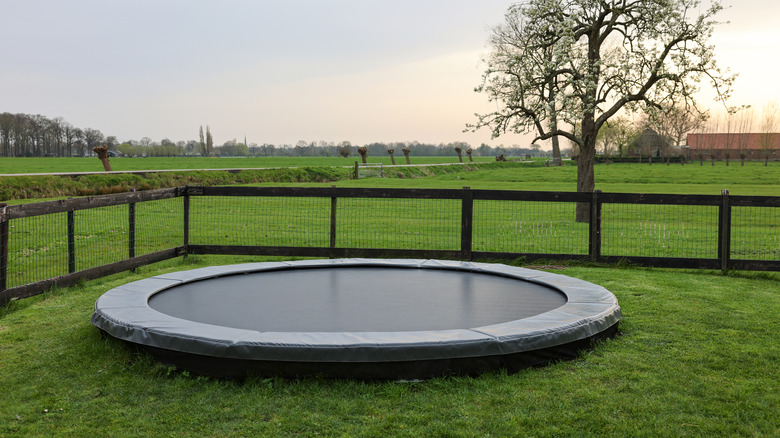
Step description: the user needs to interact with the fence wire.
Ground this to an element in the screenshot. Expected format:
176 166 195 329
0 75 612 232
6 212 69 288
73 204 128 272
473 200 588 254
2 189 779 297
601 203 719 258
731 206 779 260
336 198 460 250
189 196 331 247
135 197 183 255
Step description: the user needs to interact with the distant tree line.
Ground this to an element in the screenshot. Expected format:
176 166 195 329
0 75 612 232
241 140 538 159
0 112 111 157
0 112 543 158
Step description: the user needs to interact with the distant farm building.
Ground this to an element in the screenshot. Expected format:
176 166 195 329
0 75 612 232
686 133 780 161
629 128 672 158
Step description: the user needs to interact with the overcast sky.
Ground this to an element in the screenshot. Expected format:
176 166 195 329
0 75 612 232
3 0 779 148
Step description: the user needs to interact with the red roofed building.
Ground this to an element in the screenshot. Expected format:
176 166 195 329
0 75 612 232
686 133 780 161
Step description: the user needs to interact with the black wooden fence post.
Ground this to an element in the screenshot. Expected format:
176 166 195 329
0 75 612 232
183 186 190 256
461 187 474 260
718 189 731 272
67 208 76 274
330 185 337 255
0 203 8 292
128 189 136 260
589 190 602 261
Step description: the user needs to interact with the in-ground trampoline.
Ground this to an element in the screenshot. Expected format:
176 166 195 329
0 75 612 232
92 259 621 379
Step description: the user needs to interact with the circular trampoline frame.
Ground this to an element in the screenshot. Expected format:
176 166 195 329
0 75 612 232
92 259 621 379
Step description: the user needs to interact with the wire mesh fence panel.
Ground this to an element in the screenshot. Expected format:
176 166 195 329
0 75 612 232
135 197 184 255
731 206 779 260
336 198 460 250
73 204 129 271
189 196 330 247
601 203 719 258
4 190 780 299
472 200 589 255
6 213 69 288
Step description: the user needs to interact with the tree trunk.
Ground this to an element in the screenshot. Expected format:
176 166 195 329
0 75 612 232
575 141 596 223
551 135 561 165
388 150 396 165
548 81 562 166
93 146 112 171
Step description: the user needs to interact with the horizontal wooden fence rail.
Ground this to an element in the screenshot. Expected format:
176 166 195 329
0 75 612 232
1 186 778 306
0 188 186 305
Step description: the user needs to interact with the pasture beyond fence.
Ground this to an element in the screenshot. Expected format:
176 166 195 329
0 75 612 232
1 186 778 305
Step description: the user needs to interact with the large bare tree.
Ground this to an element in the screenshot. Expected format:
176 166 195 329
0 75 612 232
83 128 105 155
704 114 722 166
734 106 754 166
758 102 779 166
470 0 733 221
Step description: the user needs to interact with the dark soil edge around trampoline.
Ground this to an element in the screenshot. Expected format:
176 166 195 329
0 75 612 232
127 323 620 381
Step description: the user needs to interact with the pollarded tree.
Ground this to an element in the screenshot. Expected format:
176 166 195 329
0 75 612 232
401 147 411 164
470 0 733 221
357 146 368 163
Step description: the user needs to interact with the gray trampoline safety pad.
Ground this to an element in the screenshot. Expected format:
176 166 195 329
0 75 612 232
92 259 621 366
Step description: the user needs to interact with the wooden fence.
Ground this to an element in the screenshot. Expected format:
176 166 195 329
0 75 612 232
1 186 778 305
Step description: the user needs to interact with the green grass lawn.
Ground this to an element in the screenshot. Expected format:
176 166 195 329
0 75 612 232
1 159 777 201
0 156 495 174
1 256 777 436
1 159 778 435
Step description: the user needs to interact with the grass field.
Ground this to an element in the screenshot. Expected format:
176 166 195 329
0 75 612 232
0 156 495 174
1 256 777 436
1 159 779 436
2 161 778 287
301 160 780 196
1 158 777 201
5 183 777 290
